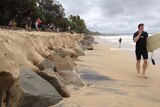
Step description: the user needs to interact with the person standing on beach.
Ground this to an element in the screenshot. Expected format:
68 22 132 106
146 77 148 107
133 23 148 78
118 37 122 48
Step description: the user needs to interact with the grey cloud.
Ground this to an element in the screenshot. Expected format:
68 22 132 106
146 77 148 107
58 0 160 33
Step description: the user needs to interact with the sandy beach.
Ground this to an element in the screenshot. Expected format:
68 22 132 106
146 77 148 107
54 37 160 107
1 1 160 107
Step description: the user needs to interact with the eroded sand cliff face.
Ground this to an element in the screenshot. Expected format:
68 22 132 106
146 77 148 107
0 29 84 77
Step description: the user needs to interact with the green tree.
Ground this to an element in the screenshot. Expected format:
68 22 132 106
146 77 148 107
0 0 65 28
0 0 89 33
37 0 65 25
0 0 39 27
0 0 12 25
69 15 87 34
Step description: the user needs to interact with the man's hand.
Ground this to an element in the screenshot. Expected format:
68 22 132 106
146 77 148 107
138 30 143 36
134 30 142 42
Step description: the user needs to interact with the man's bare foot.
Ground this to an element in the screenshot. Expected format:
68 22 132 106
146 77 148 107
142 74 148 79
137 73 142 77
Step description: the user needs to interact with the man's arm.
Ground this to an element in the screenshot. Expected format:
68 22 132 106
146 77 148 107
133 34 141 42
133 31 142 43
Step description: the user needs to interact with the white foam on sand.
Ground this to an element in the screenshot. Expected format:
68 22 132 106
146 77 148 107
110 48 134 51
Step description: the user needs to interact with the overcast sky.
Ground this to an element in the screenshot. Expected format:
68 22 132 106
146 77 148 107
58 0 160 33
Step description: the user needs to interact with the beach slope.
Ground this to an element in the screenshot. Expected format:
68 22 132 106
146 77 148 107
54 37 160 107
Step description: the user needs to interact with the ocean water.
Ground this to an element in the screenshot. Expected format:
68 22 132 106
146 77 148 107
100 35 160 66
100 35 135 51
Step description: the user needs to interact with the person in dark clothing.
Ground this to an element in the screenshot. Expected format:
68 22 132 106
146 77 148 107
133 23 148 78
118 37 122 48
25 17 32 30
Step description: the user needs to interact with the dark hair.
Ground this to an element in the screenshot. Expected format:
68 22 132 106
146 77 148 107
138 23 144 28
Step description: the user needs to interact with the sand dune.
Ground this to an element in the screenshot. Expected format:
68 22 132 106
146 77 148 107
0 29 84 77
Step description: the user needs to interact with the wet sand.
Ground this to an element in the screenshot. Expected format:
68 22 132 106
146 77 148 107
53 37 160 107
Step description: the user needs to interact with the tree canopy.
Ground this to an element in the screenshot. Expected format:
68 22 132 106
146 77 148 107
0 0 94 34
69 15 87 34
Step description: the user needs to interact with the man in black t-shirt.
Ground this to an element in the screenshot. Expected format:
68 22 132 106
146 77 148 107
133 23 148 78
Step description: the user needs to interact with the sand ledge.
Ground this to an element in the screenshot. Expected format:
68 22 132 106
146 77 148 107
0 29 84 77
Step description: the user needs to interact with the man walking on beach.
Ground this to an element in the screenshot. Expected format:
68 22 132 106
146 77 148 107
133 23 148 78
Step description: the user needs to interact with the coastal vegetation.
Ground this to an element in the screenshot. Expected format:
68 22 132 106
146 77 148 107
0 0 87 33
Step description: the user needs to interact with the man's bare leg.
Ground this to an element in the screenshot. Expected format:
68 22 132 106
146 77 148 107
136 60 141 77
142 59 148 78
